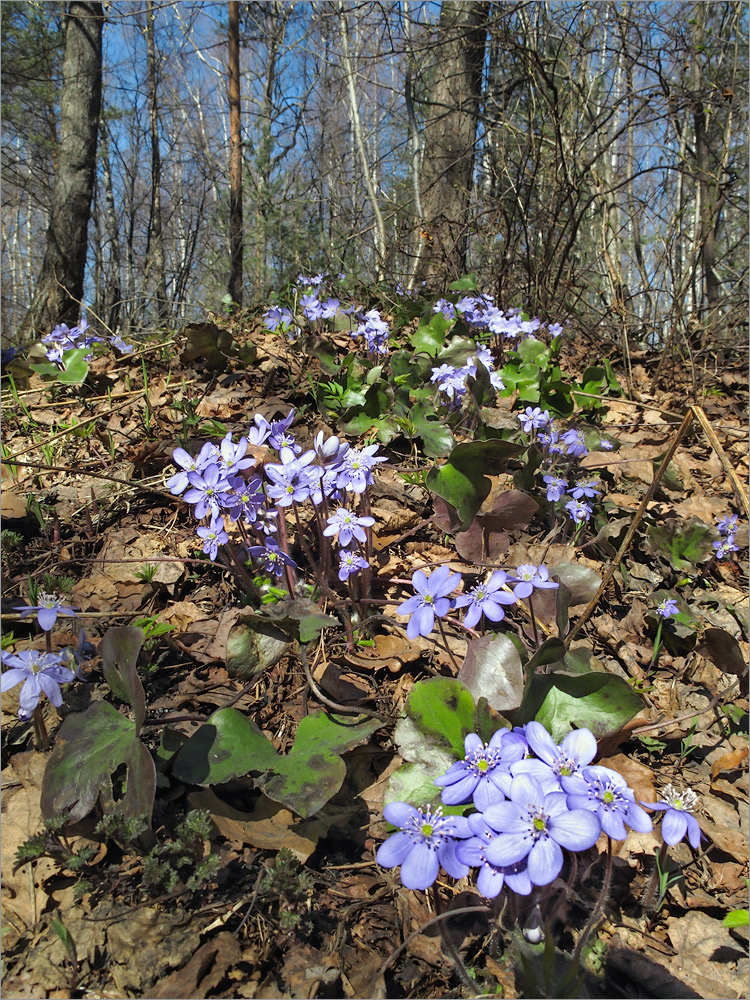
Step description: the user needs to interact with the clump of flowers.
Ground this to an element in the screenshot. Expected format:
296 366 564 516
167 409 384 609
713 513 742 560
41 318 133 365
377 722 654 895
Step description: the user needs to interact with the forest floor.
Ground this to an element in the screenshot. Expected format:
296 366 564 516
1 316 748 1000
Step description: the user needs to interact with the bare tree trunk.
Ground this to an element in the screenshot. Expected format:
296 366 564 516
337 0 387 280
20 2 103 338
690 8 720 317
99 119 122 332
145 0 168 324
416 0 489 288
227 0 243 306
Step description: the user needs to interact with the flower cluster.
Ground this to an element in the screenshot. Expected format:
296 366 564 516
168 409 384 585
431 296 563 343
713 513 741 560
377 722 658 894
352 308 390 354
430 346 505 408
41 318 133 365
397 563 557 637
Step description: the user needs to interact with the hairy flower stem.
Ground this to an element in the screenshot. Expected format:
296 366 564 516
223 537 262 602
292 501 332 600
45 631 53 654
358 489 373 612
436 617 461 673
573 836 613 966
641 840 670 912
275 506 296 597
32 706 50 751
431 886 477 992
527 595 541 649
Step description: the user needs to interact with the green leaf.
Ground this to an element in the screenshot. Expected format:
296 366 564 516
264 711 381 818
405 677 478 759
384 760 445 812
55 349 90 385
172 708 379 819
448 274 477 291
646 520 715 572
225 617 293 681
530 672 645 742
517 338 548 365
98 627 146 735
410 400 455 457
426 440 524 531
41 701 156 825
172 708 280 785
723 909 749 928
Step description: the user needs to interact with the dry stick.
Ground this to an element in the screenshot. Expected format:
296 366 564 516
690 404 749 516
1 458 171 498
2 393 145 463
564 409 695 649
300 641 390 722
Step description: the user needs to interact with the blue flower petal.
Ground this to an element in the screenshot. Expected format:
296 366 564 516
384 801 417 828
376 831 413 868
401 841 439 889
662 808 688 845
477 864 505 898
527 836 563 886
485 832 530 868
550 808 600 850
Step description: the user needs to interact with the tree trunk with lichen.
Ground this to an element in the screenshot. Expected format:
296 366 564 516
20 2 103 339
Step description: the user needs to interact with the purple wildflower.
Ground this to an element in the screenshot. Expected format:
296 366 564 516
656 598 679 618
247 538 297 578
324 508 375 547
184 464 229 519
518 407 552 434
397 565 462 639
510 564 559 600
435 729 525 811
565 499 593 524
376 802 471 890
166 447 201 495
336 444 387 494
453 571 516 629
1 649 76 719
717 514 739 537
562 765 653 840
483 774 601 886
338 550 368 581
643 784 703 848
569 477 601 500
15 592 78 632
456 816 533 898
523 722 597 789
197 516 229 559
713 536 739 559
543 475 568 503
561 429 588 458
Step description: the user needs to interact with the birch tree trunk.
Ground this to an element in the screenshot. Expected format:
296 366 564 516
227 0 243 306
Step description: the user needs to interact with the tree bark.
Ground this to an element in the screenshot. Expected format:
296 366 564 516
145 0 168 323
227 0 243 306
20 1 103 338
416 0 489 288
